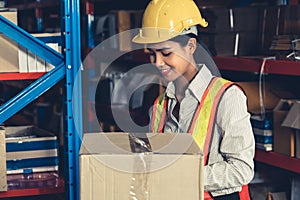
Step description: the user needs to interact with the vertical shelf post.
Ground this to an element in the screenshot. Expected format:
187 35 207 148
62 0 82 200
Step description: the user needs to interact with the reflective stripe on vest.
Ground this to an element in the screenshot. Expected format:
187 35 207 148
151 93 167 133
188 77 232 162
151 77 250 200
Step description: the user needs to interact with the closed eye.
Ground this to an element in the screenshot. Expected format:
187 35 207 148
146 48 172 57
161 51 172 57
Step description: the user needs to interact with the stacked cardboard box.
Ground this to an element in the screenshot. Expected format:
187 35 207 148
282 101 300 159
273 99 296 156
5 126 59 174
0 8 19 73
251 115 273 151
237 81 283 115
0 9 61 73
18 32 61 72
0 127 7 191
269 35 298 51
237 81 296 151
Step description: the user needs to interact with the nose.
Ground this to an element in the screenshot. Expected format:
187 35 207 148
154 53 165 68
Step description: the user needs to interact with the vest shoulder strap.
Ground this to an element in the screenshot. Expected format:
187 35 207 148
151 93 167 132
190 77 235 158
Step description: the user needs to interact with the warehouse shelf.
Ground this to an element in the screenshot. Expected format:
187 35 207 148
214 56 300 76
0 72 45 81
0 0 82 199
255 149 300 174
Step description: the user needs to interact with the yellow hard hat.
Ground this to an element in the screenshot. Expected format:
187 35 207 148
132 0 208 44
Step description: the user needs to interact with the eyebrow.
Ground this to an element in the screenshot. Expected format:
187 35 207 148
146 47 171 52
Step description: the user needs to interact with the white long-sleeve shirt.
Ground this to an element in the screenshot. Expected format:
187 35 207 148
162 64 255 197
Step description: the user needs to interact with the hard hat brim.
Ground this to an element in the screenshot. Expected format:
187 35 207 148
132 27 181 44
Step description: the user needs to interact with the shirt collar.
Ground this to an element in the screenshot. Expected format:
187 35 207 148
165 81 176 99
165 64 214 102
189 64 213 102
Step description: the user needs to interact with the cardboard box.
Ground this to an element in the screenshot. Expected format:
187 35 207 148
273 99 296 156
0 127 7 191
5 126 59 174
236 82 281 115
18 32 61 72
282 101 300 158
236 81 296 115
0 9 19 73
80 132 204 200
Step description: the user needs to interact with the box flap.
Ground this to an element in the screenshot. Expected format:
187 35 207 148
80 132 132 155
273 99 295 111
282 101 300 129
147 133 201 154
5 125 55 140
80 132 202 155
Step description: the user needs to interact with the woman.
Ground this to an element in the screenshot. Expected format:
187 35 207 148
132 0 255 199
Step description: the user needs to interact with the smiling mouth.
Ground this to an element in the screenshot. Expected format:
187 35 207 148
160 67 171 76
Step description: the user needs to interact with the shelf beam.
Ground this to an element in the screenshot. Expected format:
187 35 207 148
214 56 300 76
0 63 65 124
0 73 45 81
255 149 300 174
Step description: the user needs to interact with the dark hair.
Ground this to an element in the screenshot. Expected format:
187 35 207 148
169 31 221 77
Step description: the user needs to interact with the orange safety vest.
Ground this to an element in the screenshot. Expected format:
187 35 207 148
151 77 250 200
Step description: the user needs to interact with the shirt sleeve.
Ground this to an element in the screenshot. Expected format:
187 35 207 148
204 85 255 194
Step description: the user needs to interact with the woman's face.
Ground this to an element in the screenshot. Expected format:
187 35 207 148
146 38 197 82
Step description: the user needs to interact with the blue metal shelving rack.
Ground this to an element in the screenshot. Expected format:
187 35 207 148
0 0 82 200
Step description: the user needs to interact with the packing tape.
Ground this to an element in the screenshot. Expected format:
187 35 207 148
129 153 152 200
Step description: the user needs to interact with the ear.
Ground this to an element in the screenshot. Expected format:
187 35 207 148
187 38 197 55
